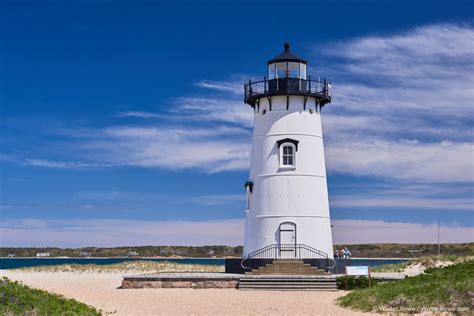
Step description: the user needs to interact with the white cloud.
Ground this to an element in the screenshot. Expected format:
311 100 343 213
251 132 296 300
190 194 245 206
116 111 166 119
170 97 253 128
24 159 110 169
195 80 243 95
19 24 474 184
326 139 474 182
81 125 250 172
316 24 474 182
1 218 471 247
0 219 245 247
332 219 473 244
330 182 473 211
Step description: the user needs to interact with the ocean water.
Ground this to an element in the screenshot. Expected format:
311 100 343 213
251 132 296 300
0 257 407 270
0 258 225 269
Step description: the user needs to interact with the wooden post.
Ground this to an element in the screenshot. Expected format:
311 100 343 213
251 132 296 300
345 266 348 291
368 266 371 288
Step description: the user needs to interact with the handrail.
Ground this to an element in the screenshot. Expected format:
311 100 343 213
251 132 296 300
241 243 336 272
244 76 332 107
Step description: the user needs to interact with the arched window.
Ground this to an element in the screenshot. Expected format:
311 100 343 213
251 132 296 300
280 143 296 168
282 145 295 166
277 138 299 169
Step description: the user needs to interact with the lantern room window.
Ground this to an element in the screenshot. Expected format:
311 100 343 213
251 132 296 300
268 61 307 79
267 43 307 80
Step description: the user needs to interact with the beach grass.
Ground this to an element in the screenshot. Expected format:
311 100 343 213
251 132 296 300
0 277 100 315
15 260 225 273
371 254 473 273
338 260 474 313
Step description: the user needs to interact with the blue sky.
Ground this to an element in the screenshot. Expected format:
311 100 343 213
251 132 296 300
1 0 473 246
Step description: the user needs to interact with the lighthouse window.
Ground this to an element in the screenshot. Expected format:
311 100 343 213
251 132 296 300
268 63 276 79
299 64 307 79
288 62 299 78
276 62 287 78
281 144 296 167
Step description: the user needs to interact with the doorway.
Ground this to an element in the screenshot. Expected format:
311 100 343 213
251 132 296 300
278 222 297 258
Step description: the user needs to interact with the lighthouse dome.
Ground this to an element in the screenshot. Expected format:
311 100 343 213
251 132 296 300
267 43 307 80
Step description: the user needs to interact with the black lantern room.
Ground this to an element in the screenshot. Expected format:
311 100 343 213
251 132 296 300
244 43 332 110
267 42 307 80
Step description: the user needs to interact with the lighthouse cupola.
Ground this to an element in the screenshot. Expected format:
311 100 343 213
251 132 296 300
242 43 335 265
267 42 307 80
244 42 331 111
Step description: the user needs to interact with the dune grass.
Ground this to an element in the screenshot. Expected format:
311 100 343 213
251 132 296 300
16 260 225 273
0 277 100 315
371 255 473 273
338 260 474 313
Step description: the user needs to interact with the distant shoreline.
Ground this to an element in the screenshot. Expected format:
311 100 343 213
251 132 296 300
0 257 412 260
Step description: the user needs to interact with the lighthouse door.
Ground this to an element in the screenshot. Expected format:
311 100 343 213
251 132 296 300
278 222 297 259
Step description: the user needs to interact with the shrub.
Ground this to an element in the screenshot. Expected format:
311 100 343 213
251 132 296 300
337 260 474 313
0 277 100 315
336 275 377 290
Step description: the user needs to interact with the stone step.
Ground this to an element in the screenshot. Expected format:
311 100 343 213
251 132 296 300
246 260 329 276
238 281 338 291
240 278 336 282
238 282 336 286
238 287 338 291
251 269 326 275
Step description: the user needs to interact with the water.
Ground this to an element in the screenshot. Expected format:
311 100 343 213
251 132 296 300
349 258 409 267
0 257 407 270
0 258 225 270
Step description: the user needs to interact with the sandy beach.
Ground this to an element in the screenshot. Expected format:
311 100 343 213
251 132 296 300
0 270 369 315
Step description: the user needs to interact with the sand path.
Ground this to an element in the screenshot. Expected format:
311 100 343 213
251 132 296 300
1 270 371 315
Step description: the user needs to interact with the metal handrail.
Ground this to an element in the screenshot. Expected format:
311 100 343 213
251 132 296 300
241 243 336 271
244 77 330 94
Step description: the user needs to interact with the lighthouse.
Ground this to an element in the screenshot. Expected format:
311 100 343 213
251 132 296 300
243 43 333 261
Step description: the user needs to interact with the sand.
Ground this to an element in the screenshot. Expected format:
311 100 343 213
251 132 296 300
0 270 370 315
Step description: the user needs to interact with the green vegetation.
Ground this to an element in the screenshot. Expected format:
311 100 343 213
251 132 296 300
1 243 472 258
336 276 377 290
0 277 100 315
17 260 224 273
338 261 474 313
371 261 410 273
0 245 243 258
371 255 473 272
334 242 474 258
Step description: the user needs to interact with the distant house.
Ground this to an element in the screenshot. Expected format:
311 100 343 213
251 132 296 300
127 251 139 257
7 253 15 258
80 252 91 257
36 252 50 257
207 250 215 256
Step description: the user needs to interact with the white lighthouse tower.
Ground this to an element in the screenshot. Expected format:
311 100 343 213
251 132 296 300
243 43 333 261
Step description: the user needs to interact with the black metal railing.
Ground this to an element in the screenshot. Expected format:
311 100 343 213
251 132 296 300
241 243 336 272
244 76 332 106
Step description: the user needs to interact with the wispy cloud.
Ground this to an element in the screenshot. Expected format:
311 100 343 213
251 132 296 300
81 125 250 172
195 80 243 95
116 111 166 119
1 218 471 247
24 159 110 169
190 194 245 206
332 219 473 244
330 182 473 211
326 140 473 183
317 24 474 183
12 24 474 184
